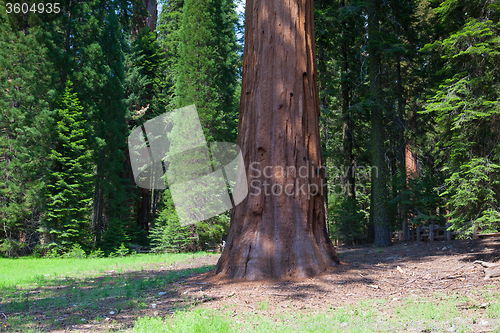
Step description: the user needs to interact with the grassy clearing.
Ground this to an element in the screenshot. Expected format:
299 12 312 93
0 252 217 332
131 289 500 333
0 252 214 288
2 252 499 332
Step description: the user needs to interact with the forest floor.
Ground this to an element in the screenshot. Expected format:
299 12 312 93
2 238 500 332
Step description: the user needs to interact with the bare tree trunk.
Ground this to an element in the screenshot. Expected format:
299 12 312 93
368 0 391 247
143 0 157 31
396 57 409 240
215 0 339 280
92 156 105 243
341 0 354 202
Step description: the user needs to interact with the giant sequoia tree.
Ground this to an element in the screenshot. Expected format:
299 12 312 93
215 0 339 280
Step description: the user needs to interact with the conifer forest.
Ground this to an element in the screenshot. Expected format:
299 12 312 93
1 0 499 258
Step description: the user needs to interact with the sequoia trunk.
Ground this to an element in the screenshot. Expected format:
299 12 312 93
215 0 339 280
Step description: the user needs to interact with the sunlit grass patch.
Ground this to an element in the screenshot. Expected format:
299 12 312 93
0 252 215 288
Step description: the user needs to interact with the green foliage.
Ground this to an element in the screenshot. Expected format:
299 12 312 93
0 0 54 255
45 248 61 259
127 28 168 120
41 80 93 250
62 244 87 259
196 213 230 251
422 13 500 235
329 196 366 244
176 0 239 142
442 158 500 236
0 238 26 258
0 0 242 257
88 248 105 258
110 243 131 257
403 167 445 226
150 190 229 253
150 190 196 253
100 218 132 255
157 0 185 110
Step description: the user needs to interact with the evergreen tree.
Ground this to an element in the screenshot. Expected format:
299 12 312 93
422 1 500 236
157 0 185 109
315 0 370 244
92 8 133 247
0 1 54 255
41 81 93 250
149 189 196 253
176 0 239 142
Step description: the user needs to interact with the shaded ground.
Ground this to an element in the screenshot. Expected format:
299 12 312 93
1 238 499 332
180 238 500 324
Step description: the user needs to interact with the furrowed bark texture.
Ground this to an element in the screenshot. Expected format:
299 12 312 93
215 0 339 280
368 0 391 247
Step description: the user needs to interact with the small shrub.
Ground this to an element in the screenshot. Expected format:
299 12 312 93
88 248 105 258
0 238 21 257
110 243 130 257
63 244 87 258
45 247 61 259
32 244 50 258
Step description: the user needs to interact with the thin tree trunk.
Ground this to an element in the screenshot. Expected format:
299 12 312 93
341 0 354 202
216 0 339 280
143 0 157 31
92 156 105 243
396 57 409 240
368 0 391 247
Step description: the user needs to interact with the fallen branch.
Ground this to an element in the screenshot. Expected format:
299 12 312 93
473 261 500 280
440 274 465 280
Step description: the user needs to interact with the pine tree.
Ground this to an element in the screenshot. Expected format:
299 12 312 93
157 0 185 109
93 9 132 247
315 0 369 244
422 1 500 236
176 0 239 142
149 189 196 253
0 1 53 255
41 81 93 250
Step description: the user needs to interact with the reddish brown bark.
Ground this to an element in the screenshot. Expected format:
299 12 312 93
215 0 339 280
405 140 417 181
134 0 157 33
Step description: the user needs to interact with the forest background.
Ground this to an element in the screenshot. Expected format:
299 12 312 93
0 0 499 257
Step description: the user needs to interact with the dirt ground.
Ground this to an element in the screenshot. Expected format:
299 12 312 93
24 237 500 332
181 237 500 312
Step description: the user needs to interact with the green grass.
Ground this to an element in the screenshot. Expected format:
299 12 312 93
0 252 214 288
131 291 500 333
134 309 234 333
2 252 499 333
0 252 218 332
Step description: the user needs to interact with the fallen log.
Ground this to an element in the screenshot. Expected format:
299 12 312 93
473 261 500 280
